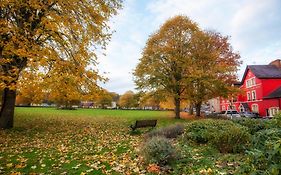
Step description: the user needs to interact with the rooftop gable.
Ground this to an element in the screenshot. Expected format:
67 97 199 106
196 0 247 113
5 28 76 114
241 64 281 84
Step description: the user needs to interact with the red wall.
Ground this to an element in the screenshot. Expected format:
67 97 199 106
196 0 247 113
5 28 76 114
261 79 281 97
220 68 281 117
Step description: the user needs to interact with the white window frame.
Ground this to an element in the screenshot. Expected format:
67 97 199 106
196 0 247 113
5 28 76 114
252 90 256 101
269 107 279 117
246 78 256 88
247 92 251 101
239 104 245 112
252 104 259 113
251 78 256 86
246 80 250 88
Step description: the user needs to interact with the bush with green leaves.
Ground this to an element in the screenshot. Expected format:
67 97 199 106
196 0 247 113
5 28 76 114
238 137 281 174
141 136 178 165
211 124 251 153
184 119 251 153
268 113 281 128
145 124 185 139
253 128 281 149
233 118 268 134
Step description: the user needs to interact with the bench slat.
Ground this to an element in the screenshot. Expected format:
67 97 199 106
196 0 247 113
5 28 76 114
131 119 157 131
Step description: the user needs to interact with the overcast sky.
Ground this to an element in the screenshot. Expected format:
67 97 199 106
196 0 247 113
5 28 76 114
97 0 281 94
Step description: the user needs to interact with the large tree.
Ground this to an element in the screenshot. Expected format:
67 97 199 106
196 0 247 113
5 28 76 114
186 31 241 116
0 0 122 129
134 16 198 119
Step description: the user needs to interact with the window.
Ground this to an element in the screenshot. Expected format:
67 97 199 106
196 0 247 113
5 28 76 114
252 104 259 113
246 78 256 88
246 80 251 88
269 107 279 117
239 105 245 112
252 92 255 100
251 78 256 86
247 92 251 101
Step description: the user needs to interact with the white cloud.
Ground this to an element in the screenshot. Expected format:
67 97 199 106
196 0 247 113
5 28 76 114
147 0 281 79
96 0 281 94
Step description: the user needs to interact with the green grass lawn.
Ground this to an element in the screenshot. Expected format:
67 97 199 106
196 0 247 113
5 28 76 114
0 107 248 175
0 107 182 175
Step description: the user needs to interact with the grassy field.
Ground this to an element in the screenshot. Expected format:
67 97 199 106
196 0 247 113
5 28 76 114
0 107 257 175
0 107 183 175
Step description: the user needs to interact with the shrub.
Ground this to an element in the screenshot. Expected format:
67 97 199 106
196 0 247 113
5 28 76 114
184 120 216 144
145 124 185 139
238 136 281 174
141 136 178 165
210 124 251 153
233 118 267 134
184 119 251 153
252 128 281 150
268 113 281 128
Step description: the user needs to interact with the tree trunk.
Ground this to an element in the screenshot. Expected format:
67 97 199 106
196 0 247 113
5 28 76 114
0 88 16 129
189 104 194 115
195 102 201 117
174 97 181 119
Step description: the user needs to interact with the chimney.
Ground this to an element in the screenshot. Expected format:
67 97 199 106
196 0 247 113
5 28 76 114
269 59 281 68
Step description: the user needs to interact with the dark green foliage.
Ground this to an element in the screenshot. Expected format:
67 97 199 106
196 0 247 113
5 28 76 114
237 120 281 175
145 124 185 139
211 124 251 153
233 118 268 134
238 138 281 175
184 119 216 144
268 113 281 128
184 119 251 153
253 128 281 149
141 136 178 165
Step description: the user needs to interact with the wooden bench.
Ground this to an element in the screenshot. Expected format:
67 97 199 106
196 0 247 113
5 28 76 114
130 119 157 131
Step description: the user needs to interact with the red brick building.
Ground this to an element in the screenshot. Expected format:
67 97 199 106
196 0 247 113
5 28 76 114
220 59 281 117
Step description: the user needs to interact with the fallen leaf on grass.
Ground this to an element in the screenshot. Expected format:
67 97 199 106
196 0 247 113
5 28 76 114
10 172 21 175
6 163 13 168
15 163 26 168
147 164 160 173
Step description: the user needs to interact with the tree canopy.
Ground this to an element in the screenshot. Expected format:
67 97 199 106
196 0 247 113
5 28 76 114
134 16 199 119
134 15 241 118
0 0 122 128
186 31 241 116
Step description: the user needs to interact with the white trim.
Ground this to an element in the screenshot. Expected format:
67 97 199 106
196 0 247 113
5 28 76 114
246 77 256 88
252 90 256 101
269 107 279 117
239 104 245 112
252 104 259 113
247 92 251 101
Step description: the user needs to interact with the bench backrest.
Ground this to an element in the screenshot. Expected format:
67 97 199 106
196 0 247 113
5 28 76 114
135 120 157 128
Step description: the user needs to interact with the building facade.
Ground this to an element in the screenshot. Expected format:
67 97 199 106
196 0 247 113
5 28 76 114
220 59 281 117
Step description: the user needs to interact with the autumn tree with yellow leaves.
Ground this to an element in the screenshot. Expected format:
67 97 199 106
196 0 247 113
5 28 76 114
0 0 122 129
134 16 198 119
118 91 139 109
186 31 241 116
134 15 241 118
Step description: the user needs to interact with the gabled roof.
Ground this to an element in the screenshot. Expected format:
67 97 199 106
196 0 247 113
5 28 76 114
264 86 281 99
248 65 281 78
241 65 281 84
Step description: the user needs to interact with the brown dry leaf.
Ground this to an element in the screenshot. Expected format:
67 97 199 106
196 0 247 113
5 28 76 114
147 164 160 173
10 172 21 175
15 163 26 169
